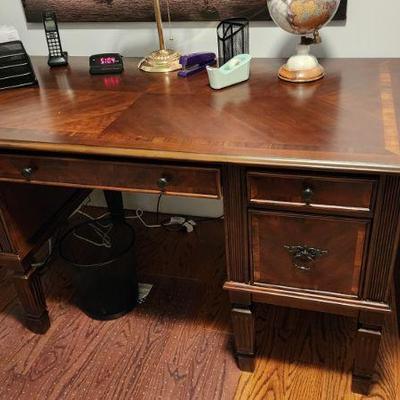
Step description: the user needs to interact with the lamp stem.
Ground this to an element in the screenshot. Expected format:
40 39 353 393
138 0 180 72
153 0 166 51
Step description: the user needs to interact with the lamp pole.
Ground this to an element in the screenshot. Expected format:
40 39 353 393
154 0 166 51
138 0 181 72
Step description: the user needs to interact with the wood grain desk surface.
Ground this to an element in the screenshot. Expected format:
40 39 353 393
0 57 399 173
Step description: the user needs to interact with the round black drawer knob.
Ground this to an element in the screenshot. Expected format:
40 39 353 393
21 167 34 179
157 177 169 190
302 187 314 204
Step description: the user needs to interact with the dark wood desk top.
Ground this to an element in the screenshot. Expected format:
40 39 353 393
0 57 399 173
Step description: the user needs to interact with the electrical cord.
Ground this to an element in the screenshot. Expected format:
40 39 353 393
160 217 187 232
166 0 174 42
59 218 135 268
63 192 224 250
156 192 163 224
33 192 221 267
67 194 164 249
32 224 67 274
73 221 113 248
31 238 53 270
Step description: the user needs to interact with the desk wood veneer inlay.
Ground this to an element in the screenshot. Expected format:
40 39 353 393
0 58 400 395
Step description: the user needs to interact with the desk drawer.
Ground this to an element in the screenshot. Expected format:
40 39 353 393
0 154 221 199
250 210 369 296
248 172 376 214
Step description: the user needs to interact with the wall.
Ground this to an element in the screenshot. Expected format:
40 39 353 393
2 0 400 58
1 0 399 216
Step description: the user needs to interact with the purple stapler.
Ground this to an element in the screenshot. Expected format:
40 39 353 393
178 52 216 77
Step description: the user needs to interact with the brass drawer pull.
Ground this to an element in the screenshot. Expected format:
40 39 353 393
284 245 328 271
302 186 314 204
21 167 34 179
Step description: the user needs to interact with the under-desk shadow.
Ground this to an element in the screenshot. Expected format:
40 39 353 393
1 212 395 383
0 211 231 335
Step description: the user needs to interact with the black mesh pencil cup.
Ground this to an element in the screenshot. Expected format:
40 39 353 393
217 18 249 66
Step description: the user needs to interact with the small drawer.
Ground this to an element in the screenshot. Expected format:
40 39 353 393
247 172 376 214
0 154 221 199
250 210 369 296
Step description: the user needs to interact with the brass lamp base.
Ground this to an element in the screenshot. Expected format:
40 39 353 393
278 64 325 83
139 49 181 73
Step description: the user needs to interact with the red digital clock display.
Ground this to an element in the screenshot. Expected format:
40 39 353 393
100 56 117 65
90 54 123 75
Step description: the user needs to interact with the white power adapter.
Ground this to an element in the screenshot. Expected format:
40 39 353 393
166 216 197 233
169 216 186 225
183 220 196 233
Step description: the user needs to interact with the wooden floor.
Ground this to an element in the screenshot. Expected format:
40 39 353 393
0 213 399 400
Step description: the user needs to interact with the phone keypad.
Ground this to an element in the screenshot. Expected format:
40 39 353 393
46 33 62 56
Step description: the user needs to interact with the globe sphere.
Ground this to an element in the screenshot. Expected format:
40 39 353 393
266 0 341 35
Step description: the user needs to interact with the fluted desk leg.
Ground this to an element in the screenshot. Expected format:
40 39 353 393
12 265 50 334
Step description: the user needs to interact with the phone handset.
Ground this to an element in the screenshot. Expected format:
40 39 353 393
42 11 68 67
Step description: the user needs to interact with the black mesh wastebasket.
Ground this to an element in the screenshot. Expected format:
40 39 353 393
59 218 138 320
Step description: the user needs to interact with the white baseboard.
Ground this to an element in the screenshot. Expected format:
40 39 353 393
89 190 223 218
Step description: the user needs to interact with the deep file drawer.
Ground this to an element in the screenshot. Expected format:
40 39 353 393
0 154 222 199
249 210 370 296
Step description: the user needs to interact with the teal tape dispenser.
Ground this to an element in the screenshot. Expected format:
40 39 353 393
206 54 252 90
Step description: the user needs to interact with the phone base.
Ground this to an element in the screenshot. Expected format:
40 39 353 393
48 52 68 68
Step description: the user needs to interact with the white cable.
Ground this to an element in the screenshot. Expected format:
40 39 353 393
126 209 161 228
69 192 199 251
166 0 174 42
71 208 163 250
69 197 91 219
73 220 113 248
77 209 110 222
73 230 111 248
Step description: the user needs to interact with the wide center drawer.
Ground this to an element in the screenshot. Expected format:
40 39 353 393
0 154 221 199
250 210 370 296
248 171 376 214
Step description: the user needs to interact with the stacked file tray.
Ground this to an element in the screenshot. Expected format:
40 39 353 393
0 41 37 90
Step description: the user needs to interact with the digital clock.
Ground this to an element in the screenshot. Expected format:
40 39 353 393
89 53 124 75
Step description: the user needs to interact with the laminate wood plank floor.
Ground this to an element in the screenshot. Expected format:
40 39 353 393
0 211 399 400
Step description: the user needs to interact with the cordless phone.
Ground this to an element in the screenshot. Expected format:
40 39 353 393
42 11 68 67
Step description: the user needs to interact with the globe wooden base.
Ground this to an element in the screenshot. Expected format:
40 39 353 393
278 64 325 83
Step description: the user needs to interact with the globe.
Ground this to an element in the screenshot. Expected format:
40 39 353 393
267 0 341 35
266 0 342 83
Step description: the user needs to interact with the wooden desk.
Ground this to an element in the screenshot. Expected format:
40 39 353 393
1 57 399 395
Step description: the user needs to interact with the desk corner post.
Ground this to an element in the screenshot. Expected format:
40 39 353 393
352 175 400 394
222 164 249 284
12 264 50 334
352 311 385 394
230 291 255 372
222 165 255 371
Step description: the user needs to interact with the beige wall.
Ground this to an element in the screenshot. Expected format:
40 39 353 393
2 0 400 58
